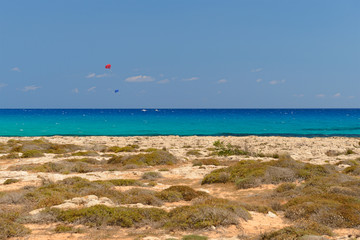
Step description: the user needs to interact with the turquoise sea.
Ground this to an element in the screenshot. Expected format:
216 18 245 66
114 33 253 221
0 109 360 137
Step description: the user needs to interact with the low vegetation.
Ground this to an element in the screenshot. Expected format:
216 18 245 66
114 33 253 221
50 205 167 227
192 158 220 166
165 197 250 229
7 139 81 155
260 221 332 239
211 140 249 156
3 179 20 185
107 150 178 166
142 171 162 180
202 156 334 189
0 218 30 240
107 145 139 153
9 161 100 174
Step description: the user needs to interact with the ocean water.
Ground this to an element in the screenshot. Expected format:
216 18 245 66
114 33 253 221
0 109 359 137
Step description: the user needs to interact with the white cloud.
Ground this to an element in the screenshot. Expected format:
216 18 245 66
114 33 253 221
72 88 79 93
86 73 108 79
182 77 199 81
251 68 263 73
316 94 325 98
348 96 355 99
333 93 341 97
86 73 96 78
23 85 40 92
269 79 286 85
125 75 154 82
87 86 96 92
11 67 21 72
95 73 108 78
0 83 8 88
157 79 169 84
256 78 263 83
293 94 304 97
217 79 227 84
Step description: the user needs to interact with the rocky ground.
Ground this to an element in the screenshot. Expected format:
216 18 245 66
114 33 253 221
1 136 360 240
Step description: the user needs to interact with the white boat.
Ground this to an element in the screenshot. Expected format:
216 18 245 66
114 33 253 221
141 109 147 112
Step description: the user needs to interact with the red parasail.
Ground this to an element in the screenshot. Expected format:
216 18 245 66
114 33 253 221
105 64 111 69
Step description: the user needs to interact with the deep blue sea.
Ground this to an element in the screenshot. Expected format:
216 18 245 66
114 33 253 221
0 109 360 137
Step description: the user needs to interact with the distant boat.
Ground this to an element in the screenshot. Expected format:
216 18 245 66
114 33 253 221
155 109 159 112
141 109 147 112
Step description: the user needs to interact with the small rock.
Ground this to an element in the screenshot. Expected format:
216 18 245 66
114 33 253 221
266 211 277 218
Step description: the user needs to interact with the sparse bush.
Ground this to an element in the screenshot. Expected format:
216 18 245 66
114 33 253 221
142 171 162 180
165 197 250 229
96 179 143 186
260 221 332 239
182 235 208 240
159 168 170 171
343 165 360 175
193 158 220 166
275 183 296 193
157 186 208 202
120 188 163 206
65 158 100 164
52 205 167 227
211 140 249 156
107 145 138 153
281 174 360 228
0 218 30 239
346 149 355 155
54 224 74 233
3 179 20 185
71 151 99 157
0 152 20 159
108 150 178 166
186 150 202 156
202 158 334 189
10 161 98 174
21 150 44 158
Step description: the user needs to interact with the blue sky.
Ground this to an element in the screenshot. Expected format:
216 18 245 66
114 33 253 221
0 0 359 108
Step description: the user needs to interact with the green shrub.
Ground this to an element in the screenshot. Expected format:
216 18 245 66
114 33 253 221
120 188 163 206
71 151 99 156
10 161 97 174
260 221 332 239
21 177 122 208
275 183 297 193
54 224 74 233
157 186 208 202
211 140 249 156
65 158 100 164
0 152 20 159
165 198 250 229
346 149 355 155
21 150 44 158
108 150 178 166
202 158 334 189
186 150 202 156
0 218 30 239
142 171 162 180
107 145 138 153
182 235 208 240
3 179 20 185
96 179 143 186
52 205 167 227
192 158 220 166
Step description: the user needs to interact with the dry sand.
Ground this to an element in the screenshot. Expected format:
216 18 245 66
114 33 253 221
1 136 360 240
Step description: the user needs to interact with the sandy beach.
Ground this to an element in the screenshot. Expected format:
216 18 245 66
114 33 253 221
1 136 360 240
